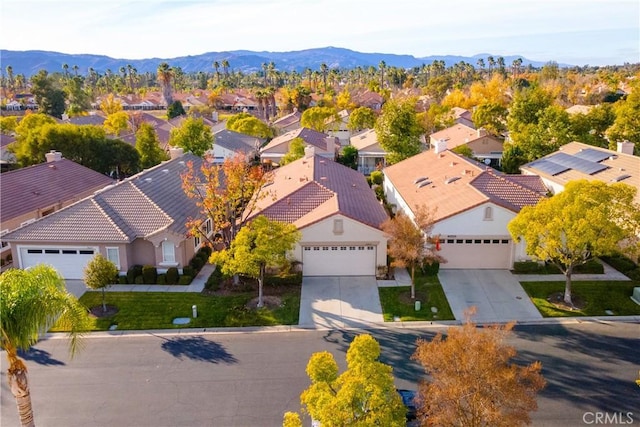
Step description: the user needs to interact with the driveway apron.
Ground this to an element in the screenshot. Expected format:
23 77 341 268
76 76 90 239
438 269 543 323
299 276 383 329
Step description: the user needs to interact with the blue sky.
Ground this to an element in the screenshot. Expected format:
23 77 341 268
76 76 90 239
1 0 638 66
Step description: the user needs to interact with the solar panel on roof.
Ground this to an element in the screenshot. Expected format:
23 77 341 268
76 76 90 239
573 148 612 163
612 174 631 182
546 152 608 175
529 159 570 176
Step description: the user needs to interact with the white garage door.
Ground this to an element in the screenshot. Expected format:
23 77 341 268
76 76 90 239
438 238 512 269
302 244 376 276
20 247 97 279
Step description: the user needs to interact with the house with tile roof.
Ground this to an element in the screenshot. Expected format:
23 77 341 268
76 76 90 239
429 124 504 167
520 141 640 204
450 107 475 128
260 127 339 166
384 148 547 269
3 149 213 279
325 109 351 146
248 150 389 276
349 129 387 175
1 151 115 269
208 129 262 163
272 110 302 134
0 134 17 167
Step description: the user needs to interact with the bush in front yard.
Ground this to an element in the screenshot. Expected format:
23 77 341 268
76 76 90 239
127 265 143 284
118 275 127 285
513 261 544 274
420 261 440 276
183 265 195 278
574 259 604 274
205 268 223 291
166 267 179 285
190 256 204 271
179 275 193 285
142 265 158 284
134 275 144 285
157 274 166 285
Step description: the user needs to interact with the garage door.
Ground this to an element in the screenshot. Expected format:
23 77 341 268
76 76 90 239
20 247 97 279
438 238 512 269
302 244 376 276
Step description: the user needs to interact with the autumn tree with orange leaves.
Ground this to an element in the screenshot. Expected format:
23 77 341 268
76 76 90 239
181 153 270 250
381 205 444 299
412 310 546 426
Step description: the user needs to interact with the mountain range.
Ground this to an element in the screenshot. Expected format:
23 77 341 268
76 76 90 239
0 46 558 76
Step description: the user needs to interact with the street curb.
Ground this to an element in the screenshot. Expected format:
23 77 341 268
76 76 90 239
43 315 640 339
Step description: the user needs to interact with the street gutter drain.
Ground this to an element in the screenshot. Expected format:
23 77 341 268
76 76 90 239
172 317 191 325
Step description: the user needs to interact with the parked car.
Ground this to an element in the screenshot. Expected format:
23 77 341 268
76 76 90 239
397 389 418 420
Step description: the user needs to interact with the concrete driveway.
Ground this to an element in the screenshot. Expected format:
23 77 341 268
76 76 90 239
299 276 383 329
438 269 543 323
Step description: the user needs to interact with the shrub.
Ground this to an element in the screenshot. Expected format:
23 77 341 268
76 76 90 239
205 268 223 291
421 261 440 276
134 275 144 284
142 265 158 284
182 265 195 278
574 259 604 274
190 256 204 271
370 170 384 185
157 274 166 285
513 261 545 274
365 175 373 187
166 267 179 285
374 185 384 201
127 265 143 284
198 246 213 257
179 275 193 285
265 272 302 286
601 254 637 273
118 275 128 285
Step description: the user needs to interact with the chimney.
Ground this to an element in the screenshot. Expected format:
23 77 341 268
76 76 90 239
616 141 634 155
45 150 62 163
169 146 185 160
477 128 487 137
304 145 315 158
434 139 447 154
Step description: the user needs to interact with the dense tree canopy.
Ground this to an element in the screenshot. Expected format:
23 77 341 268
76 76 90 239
30 70 67 118
374 98 423 164
168 117 214 156
136 123 168 169
84 254 118 313
210 215 300 308
280 137 306 165
508 180 640 305
412 314 546 426
347 106 376 131
287 334 406 426
300 106 338 132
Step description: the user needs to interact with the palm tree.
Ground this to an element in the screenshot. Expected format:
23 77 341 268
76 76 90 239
1 265 90 427
221 59 230 79
378 60 386 89
72 65 79 76
212 61 220 84
512 58 523 79
320 63 328 93
487 56 495 73
261 62 268 87
157 62 174 106
5 65 14 93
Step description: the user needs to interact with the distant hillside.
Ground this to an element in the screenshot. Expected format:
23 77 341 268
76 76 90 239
0 46 558 76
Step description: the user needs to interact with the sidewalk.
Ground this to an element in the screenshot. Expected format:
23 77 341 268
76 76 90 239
65 264 215 298
513 261 631 282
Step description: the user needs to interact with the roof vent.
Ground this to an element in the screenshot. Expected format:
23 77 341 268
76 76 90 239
462 169 473 176
417 180 432 188
449 162 457 167
320 176 327 180
445 176 460 184
612 174 631 182
145 178 152 182
413 177 428 184
162 169 169 173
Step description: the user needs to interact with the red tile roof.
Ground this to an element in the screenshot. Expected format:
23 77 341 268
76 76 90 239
1 159 114 223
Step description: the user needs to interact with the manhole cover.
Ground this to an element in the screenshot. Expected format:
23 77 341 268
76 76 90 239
172 317 191 325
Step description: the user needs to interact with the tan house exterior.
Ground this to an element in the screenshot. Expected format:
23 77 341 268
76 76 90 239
1 152 114 269
349 129 387 175
3 151 212 279
248 153 389 276
429 124 504 166
384 148 547 269
260 127 339 165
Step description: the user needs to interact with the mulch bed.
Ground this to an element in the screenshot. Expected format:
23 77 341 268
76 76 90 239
398 290 428 305
202 276 300 310
547 292 587 311
89 305 119 318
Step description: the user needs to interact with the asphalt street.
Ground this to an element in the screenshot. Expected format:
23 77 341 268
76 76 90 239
1 322 639 427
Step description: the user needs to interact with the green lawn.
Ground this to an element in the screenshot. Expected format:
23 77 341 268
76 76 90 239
520 281 640 317
53 290 300 332
379 274 454 321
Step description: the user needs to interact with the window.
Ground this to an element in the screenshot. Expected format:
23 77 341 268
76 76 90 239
465 239 473 244
194 236 201 248
162 241 176 263
333 219 344 235
0 229 8 249
492 239 500 244
27 249 43 254
45 249 60 254
205 219 212 235
501 239 509 244
474 240 482 244
456 239 463 244
483 206 493 221
304 247 311 251
62 250 77 254
79 250 94 255
483 239 491 244
106 247 120 269
322 246 329 250
447 239 454 244
340 246 347 250
349 246 355 250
